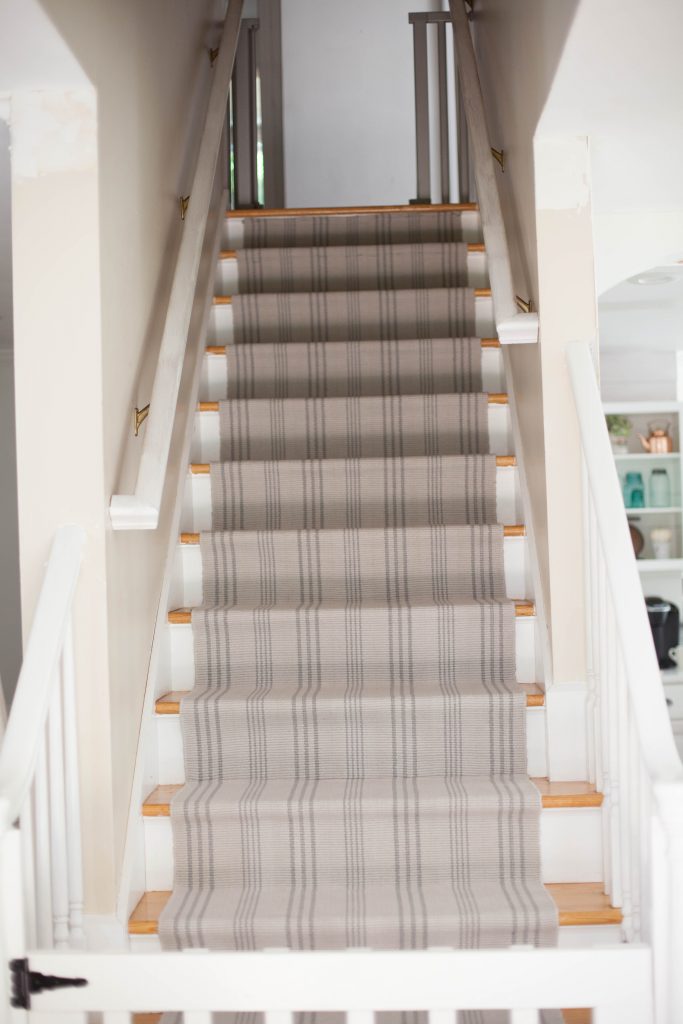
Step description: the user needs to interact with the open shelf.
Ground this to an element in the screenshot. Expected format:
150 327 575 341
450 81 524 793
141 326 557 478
636 558 683 572
615 452 679 462
626 507 682 515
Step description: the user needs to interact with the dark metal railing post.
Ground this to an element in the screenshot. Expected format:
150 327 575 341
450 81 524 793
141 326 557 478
436 20 450 204
410 16 431 204
232 18 260 209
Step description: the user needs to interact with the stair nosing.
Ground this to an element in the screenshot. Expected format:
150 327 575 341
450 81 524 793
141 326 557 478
142 779 603 818
226 203 479 219
189 455 518 474
128 883 621 936
155 683 546 717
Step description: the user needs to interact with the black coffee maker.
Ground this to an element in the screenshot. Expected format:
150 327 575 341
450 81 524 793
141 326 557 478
645 597 680 669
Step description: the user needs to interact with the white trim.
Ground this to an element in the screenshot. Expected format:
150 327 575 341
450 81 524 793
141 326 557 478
109 0 243 530
115 186 226 926
21 945 654 1019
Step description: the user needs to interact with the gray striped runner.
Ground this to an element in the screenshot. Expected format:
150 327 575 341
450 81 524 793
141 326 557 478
160 209 558 986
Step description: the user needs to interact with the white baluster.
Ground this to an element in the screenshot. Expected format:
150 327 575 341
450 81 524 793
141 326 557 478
48 677 70 948
103 1013 133 1024
19 791 37 949
605 601 623 909
61 616 85 947
34 735 53 947
582 464 597 786
615 645 633 937
347 1012 375 1024
596 551 613 898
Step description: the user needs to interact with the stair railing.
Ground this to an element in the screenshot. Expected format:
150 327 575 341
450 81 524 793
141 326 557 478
0 525 87 980
445 0 538 345
109 0 243 530
568 341 683 1023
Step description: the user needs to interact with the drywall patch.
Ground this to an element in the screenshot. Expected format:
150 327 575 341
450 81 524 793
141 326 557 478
10 88 96 180
534 134 590 212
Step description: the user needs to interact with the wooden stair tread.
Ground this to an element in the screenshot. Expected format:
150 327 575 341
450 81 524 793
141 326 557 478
197 392 508 412
212 288 492 305
180 525 527 545
143 778 601 817
218 242 486 260
205 338 502 355
156 684 545 717
129 884 620 935
168 601 535 625
190 456 517 474
226 203 479 219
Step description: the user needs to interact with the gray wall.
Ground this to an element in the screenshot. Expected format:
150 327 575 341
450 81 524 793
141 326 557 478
0 118 22 710
281 0 441 207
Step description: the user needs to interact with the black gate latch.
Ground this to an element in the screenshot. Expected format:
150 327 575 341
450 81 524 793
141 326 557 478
9 958 88 1010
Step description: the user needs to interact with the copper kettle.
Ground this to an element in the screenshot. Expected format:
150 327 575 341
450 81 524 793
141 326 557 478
638 421 674 454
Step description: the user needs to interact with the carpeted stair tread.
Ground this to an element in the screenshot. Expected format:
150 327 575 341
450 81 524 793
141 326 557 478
159 876 557 952
235 242 471 294
198 524 507 607
240 208 469 249
179 680 528 780
207 454 500 531
222 336 484 399
231 287 475 345
218 393 489 461
191 600 516 693
166 776 544 890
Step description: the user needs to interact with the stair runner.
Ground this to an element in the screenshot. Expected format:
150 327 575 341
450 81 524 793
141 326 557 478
159 208 558 962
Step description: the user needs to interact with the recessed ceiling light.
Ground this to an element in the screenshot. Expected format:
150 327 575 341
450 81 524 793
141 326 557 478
628 272 675 286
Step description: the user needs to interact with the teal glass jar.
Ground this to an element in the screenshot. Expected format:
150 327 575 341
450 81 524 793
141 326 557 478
649 468 671 508
623 471 645 508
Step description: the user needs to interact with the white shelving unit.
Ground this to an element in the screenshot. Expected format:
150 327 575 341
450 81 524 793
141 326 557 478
605 400 683 738
605 399 683 577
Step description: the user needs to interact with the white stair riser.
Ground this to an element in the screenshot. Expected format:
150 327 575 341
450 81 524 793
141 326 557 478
156 701 547 787
223 211 484 250
199 346 505 401
190 403 512 463
215 252 489 295
172 535 532 606
142 801 601 892
181 464 522 534
208 296 497 345
165 615 537 692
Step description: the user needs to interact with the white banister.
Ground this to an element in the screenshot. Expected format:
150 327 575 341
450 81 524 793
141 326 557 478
447 0 538 345
109 0 244 530
567 341 683 1023
0 525 87 960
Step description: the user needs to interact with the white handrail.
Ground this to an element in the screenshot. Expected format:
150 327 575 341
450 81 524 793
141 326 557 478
567 341 683 1023
0 525 86 953
110 0 244 530
567 343 682 784
447 0 538 345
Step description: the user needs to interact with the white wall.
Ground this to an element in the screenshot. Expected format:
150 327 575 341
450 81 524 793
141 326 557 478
281 0 441 207
0 118 21 710
1 0 227 913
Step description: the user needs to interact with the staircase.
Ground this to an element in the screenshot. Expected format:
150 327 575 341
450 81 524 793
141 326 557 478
130 204 620 959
